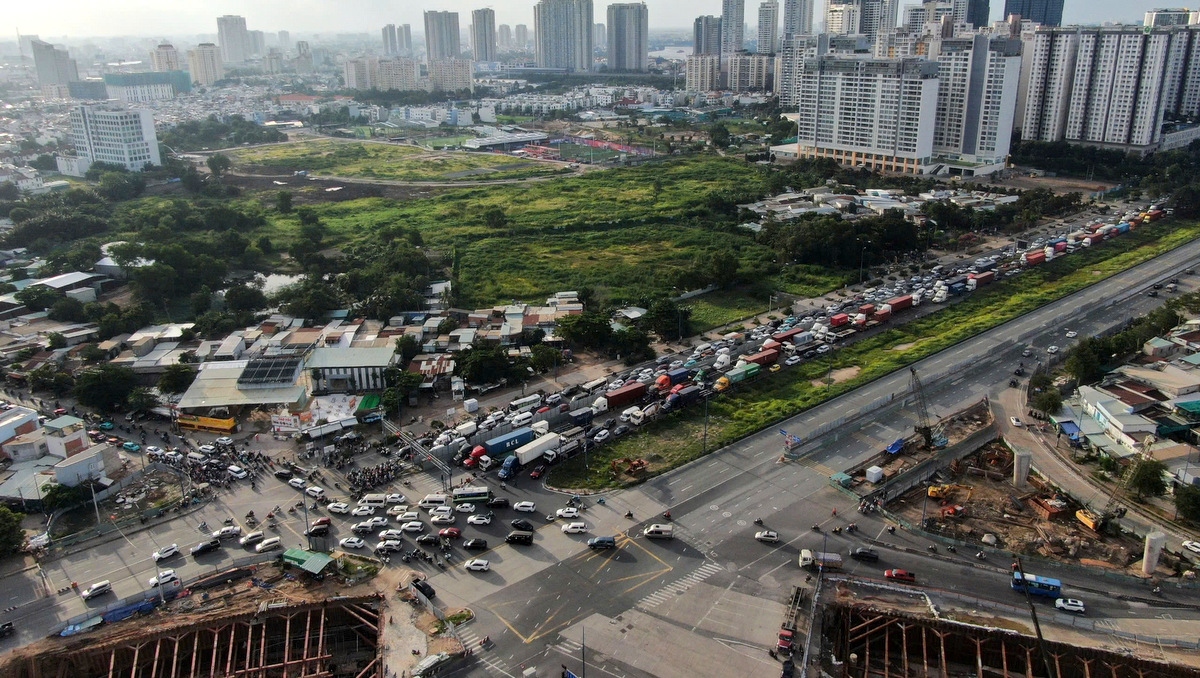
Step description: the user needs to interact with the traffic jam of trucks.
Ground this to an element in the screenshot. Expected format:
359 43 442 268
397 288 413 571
446 203 1170 481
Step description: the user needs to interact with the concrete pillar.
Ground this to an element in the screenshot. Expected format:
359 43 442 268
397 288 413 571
1013 452 1031 491
1144 531 1167 576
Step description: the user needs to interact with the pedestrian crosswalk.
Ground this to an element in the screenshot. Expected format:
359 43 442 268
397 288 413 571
455 626 514 676
637 561 725 608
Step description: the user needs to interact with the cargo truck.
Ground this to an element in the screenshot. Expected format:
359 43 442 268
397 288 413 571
885 295 913 312
743 349 780 366
569 408 594 426
654 368 693 391
829 313 850 328
858 303 876 316
602 382 647 410
1024 250 1047 265
514 433 561 466
497 454 520 479
715 364 760 391
482 427 536 456
798 549 843 571
664 385 702 411
544 439 581 464
777 586 805 654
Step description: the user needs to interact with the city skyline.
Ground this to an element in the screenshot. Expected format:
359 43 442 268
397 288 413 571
0 0 1175 40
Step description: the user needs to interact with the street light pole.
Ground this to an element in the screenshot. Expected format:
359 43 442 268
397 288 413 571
859 246 867 285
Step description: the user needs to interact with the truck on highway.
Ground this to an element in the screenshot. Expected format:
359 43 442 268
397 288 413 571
885 295 913 313
965 271 994 291
715 363 761 391
664 385 702 411
777 585 805 655
514 433 561 466
569 407 595 426
481 427 537 456
798 549 843 571
829 313 850 328
630 402 659 425
655 368 693 391
1023 250 1047 266
601 382 647 411
743 348 780 367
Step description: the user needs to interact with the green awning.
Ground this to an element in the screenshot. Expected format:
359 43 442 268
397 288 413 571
282 548 334 575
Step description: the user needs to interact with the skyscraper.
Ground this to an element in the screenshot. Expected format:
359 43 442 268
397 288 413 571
383 24 400 55
150 43 180 72
31 40 78 88
594 23 607 49
783 0 814 36
515 24 530 49
278 31 291 52
607 3 649 71
758 1 779 53
534 0 594 72
216 15 249 64
69 104 161 172
472 9 498 61
1001 0 1063 26
824 3 862 35
929 33 1022 171
424 11 462 60
694 15 724 55
499 24 514 50
966 0 990 28
722 0 746 55
343 57 378 89
247 30 266 58
686 54 722 90
399 25 413 55
187 43 223 86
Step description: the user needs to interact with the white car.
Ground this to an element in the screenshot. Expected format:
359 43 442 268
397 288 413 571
455 503 476 513
339 537 366 549
1047 345 1060 354
386 493 406 504
351 505 376 517
149 569 179 587
216 437 234 446
467 514 492 525
401 521 425 533
1010 416 1024 427
362 516 388 528
1065 330 1078 338
376 539 403 553
1183 540 1200 555
464 558 490 572
145 446 163 455
397 511 420 522
561 522 588 534
514 501 537 513
1055 598 1086 614
431 514 456 525
305 486 326 498
288 478 307 489
227 465 248 479
556 507 580 519
198 445 216 455
387 505 410 516
327 502 351 514
593 430 610 443
152 543 179 561
212 525 242 539
784 356 802 366
755 530 780 543
430 506 454 518
379 529 405 540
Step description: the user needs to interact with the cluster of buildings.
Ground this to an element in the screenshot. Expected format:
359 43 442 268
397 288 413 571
738 185 1020 225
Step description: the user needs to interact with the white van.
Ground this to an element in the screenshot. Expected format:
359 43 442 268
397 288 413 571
620 406 641 423
255 537 282 553
358 493 388 507
510 412 534 427
455 421 478 438
695 342 712 354
305 486 326 500
186 451 207 464
419 494 450 510
165 450 184 463
643 524 675 539
81 580 112 600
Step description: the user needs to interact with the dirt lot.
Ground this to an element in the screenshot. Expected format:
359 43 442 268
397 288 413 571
989 173 1116 196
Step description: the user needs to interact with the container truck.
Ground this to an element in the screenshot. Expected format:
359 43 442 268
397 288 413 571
664 385 702 411
1147 209 1165 222
1116 223 1130 234
950 281 967 295
798 549 843 571
772 327 806 343
885 295 913 312
777 586 805 655
569 408 595 426
965 271 995 291
830 313 850 328
853 313 868 327
715 364 760 391
872 308 892 323
482 427 536 456
858 304 876 316
514 433 561 466
744 349 780 366
603 382 647 410
1023 250 1047 265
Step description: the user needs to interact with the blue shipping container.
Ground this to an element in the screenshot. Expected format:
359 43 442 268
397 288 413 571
483 427 535 455
666 368 692 385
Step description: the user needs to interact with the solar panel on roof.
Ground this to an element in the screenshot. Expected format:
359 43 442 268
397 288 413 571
237 356 302 385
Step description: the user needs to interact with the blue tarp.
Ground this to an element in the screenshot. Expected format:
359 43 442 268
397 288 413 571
1059 421 1082 440
885 439 906 454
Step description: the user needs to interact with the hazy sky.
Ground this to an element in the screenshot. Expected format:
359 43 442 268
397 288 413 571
0 0 1173 40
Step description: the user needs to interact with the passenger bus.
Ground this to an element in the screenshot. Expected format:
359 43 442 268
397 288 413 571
1011 572 1062 598
508 394 543 414
451 486 492 504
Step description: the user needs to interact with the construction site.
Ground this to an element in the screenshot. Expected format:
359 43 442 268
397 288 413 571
812 578 1200 678
1 563 396 678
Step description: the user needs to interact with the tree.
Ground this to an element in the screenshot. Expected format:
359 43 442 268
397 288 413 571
73 364 138 410
483 207 509 230
40 484 88 512
46 332 66 350
80 343 107 363
206 153 232 178
224 283 268 313
1127 458 1168 500
276 191 293 213
394 335 420 364
190 285 213 316
158 364 197 394
0 507 25 556
1176 484 1200 523
15 286 63 312
529 344 562 373
48 297 86 322
126 387 161 412
709 123 731 148
557 312 613 349
645 297 691 341
1064 338 1103 385
1030 389 1062 416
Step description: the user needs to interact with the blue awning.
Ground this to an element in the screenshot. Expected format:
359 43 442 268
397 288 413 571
1059 421 1081 440
886 439 905 454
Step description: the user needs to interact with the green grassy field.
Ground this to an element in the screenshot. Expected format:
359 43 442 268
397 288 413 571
231 139 566 182
687 290 770 332
549 218 1200 489
557 143 622 162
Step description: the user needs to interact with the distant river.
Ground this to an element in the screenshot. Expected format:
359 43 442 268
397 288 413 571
649 46 692 60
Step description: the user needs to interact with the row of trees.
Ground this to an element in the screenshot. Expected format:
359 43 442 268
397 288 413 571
159 115 287 152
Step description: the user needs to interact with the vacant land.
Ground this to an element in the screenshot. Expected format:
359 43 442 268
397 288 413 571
231 139 566 182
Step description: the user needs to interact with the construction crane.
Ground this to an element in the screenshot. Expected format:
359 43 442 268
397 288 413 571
909 367 934 449
1075 459 1137 533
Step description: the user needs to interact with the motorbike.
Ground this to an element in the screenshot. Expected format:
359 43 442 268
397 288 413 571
268 521 279 530
223 517 234 526
927 545 938 552
975 551 986 560
831 527 842 535
625 511 635 519
753 518 764 526
887 526 896 534
811 524 821 532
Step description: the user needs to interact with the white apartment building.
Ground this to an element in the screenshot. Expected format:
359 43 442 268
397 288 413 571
607 3 649 71
825 3 863 35
150 44 180 71
1022 25 1193 153
777 34 871 106
722 0 746 55
472 9 498 62
217 15 249 64
428 59 475 92
187 43 223 86
67 105 161 174
758 1 780 53
794 56 939 174
686 55 722 91
535 0 594 71
783 0 814 37
1145 8 1199 26
378 58 421 92
928 34 1022 175
728 53 772 90
343 57 379 90
424 11 462 61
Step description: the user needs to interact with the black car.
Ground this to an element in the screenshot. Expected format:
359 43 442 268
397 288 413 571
601 418 615 430
851 548 880 562
412 579 436 599
274 468 293 480
416 534 439 545
612 425 630 437
305 524 330 537
486 497 510 509
463 538 488 551
191 538 221 556
511 518 536 532
505 531 534 545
